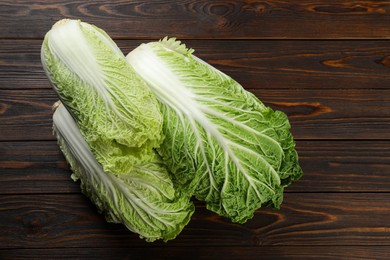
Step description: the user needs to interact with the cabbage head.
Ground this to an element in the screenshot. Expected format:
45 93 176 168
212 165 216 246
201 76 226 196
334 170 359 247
126 38 303 223
42 19 163 175
53 102 194 242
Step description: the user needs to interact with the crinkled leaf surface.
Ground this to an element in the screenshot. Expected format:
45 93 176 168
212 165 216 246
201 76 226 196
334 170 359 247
126 38 303 223
53 103 194 242
42 19 163 174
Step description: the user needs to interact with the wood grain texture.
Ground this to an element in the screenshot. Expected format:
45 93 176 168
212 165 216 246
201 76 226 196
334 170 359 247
1 246 390 260
253 88 390 140
3 39 390 90
2 1 390 39
1 1 390 257
0 142 78 194
0 193 389 248
0 89 56 141
1 141 390 194
1 88 390 141
286 140 390 192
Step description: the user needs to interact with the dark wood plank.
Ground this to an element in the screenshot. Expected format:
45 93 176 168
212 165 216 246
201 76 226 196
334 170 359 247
288 140 390 192
2 141 390 194
1 88 390 141
0 142 78 194
0 89 56 141
3 39 390 90
1 246 389 260
0 193 389 248
2 1 390 39
254 88 390 140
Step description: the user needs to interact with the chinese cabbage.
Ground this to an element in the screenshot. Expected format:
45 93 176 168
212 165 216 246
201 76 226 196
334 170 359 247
41 19 162 175
53 102 194 242
126 38 303 223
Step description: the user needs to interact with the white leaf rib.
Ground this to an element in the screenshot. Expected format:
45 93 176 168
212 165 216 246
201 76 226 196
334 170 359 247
200 105 284 156
127 43 281 204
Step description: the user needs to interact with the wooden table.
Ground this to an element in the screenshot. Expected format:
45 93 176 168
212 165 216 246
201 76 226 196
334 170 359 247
1 1 390 259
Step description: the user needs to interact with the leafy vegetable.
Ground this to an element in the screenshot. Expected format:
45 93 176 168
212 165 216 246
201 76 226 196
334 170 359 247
41 19 163 175
42 18 302 240
42 20 194 242
126 38 303 223
53 102 194 242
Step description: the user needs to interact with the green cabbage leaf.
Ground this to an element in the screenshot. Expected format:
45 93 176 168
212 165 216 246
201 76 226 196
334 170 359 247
53 103 194 242
41 19 163 175
126 38 303 223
